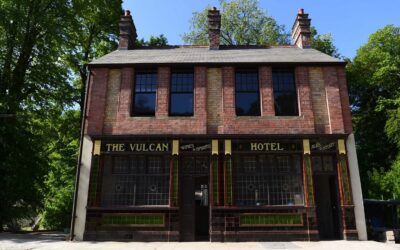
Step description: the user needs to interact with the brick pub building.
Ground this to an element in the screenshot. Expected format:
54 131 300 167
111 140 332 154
71 8 368 241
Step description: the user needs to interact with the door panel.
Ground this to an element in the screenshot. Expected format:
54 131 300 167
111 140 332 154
314 175 339 240
315 175 335 239
195 176 209 241
179 156 210 241
180 176 195 241
313 154 340 240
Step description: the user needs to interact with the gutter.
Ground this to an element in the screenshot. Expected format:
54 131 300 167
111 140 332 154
69 65 91 241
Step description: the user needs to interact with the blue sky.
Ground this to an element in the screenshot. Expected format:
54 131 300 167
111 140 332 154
122 0 400 59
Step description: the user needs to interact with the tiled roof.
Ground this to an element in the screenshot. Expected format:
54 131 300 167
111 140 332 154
89 46 342 65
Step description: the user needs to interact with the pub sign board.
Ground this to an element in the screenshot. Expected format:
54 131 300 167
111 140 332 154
233 141 302 152
102 142 170 153
179 142 211 152
310 141 337 152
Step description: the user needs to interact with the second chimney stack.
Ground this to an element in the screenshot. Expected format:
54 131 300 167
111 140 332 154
118 10 137 50
291 8 312 48
208 7 221 50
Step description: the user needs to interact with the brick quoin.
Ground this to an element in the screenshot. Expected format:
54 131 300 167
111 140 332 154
86 68 108 135
323 66 345 134
336 66 353 133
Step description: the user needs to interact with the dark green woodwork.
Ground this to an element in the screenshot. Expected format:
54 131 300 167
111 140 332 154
212 155 219 206
102 214 165 226
225 156 232 206
88 155 100 206
304 155 315 206
339 155 352 205
170 157 179 206
240 213 303 226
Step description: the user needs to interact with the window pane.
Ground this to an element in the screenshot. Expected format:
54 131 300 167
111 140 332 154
273 69 298 116
170 71 194 116
235 93 260 116
234 154 303 206
171 72 193 93
170 93 193 116
132 72 157 116
235 69 260 116
133 93 156 116
274 92 298 116
101 155 170 207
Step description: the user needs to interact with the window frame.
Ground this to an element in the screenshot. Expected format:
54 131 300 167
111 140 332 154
233 153 304 206
169 69 194 116
272 68 299 116
101 154 171 207
131 70 158 117
235 68 261 116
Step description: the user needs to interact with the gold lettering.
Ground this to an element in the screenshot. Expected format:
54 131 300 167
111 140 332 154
248 142 286 151
162 143 169 152
149 144 155 151
108 144 125 152
112 144 119 151
129 144 136 151
262 143 267 151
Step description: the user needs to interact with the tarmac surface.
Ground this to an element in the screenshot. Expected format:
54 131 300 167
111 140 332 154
0 232 399 250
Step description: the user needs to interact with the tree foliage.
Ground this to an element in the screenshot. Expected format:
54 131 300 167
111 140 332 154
311 27 340 58
347 25 400 199
136 34 168 47
0 0 122 230
182 0 289 45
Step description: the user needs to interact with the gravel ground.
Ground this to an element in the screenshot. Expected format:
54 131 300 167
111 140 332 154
0 232 399 250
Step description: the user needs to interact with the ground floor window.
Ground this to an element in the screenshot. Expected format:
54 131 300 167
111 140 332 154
233 154 303 206
101 155 170 207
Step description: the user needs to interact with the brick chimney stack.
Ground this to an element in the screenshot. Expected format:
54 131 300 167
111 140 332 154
118 10 137 50
291 8 312 48
208 7 221 50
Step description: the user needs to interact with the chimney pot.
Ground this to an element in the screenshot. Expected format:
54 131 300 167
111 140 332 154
118 9 137 50
208 8 221 50
291 8 311 48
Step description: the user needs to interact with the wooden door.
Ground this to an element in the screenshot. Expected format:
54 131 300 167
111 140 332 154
180 175 195 241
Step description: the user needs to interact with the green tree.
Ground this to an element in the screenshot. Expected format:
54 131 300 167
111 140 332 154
0 0 71 230
136 34 168 47
41 110 80 230
182 0 289 45
347 25 400 199
0 0 123 230
41 0 123 230
63 0 123 111
311 27 340 58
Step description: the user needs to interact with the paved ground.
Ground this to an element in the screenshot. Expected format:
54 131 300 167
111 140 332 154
0 232 399 250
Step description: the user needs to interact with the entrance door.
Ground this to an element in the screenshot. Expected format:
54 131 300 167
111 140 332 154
179 156 210 241
312 155 340 240
180 175 195 241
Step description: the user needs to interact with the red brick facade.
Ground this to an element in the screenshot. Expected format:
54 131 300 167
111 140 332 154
85 65 351 137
